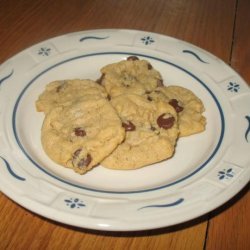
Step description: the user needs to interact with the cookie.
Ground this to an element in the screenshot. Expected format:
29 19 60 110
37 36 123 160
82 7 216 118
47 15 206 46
101 94 179 170
41 96 125 174
146 86 206 136
36 79 107 113
97 56 163 97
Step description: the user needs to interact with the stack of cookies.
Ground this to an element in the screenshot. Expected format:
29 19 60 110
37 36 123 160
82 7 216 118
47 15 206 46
36 56 206 174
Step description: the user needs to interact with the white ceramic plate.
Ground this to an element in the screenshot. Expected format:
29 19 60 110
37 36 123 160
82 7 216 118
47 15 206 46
0 29 249 231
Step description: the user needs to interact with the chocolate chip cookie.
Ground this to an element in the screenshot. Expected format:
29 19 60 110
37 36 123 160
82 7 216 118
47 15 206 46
101 94 179 170
97 56 163 97
146 86 206 136
36 79 107 113
41 96 125 174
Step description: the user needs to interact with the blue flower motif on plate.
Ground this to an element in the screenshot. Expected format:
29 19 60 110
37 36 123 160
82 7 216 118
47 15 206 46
227 82 240 92
218 168 234 180
38 47 51 56
141 36 155 45
64 198 85 209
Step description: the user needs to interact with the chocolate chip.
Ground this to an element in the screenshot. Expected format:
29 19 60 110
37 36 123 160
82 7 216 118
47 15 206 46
73 148 82 158
169 99 184 113
157 79 164 87
122 121 136 131
147 63 153 70
157 113 175 129
150 126 156 131
56 86 61 92
96 74 105 84
127 56 139 61
56 81 66 92
107 94 111 101
56 85 64 92
74 127 86 137
77 154 92 168
147 96 153 101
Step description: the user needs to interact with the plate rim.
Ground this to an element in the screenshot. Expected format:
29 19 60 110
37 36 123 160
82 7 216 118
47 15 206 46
0 28 249 231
